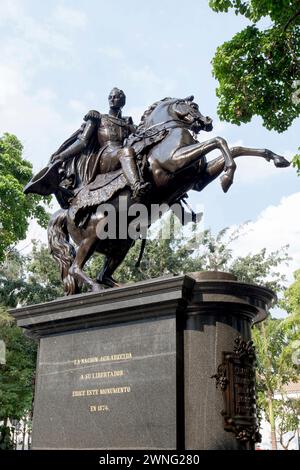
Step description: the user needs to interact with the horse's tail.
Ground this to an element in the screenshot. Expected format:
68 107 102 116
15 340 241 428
48 209 78 295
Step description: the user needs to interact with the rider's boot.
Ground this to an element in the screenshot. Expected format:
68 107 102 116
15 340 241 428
120 149 151 200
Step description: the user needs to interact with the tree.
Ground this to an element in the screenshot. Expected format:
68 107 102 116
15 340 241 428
293 148 300 174
253 313 300 449
0 249 27 308
0 242 63 448
25 241 63 305
0 307 36 449
274 396 300 450
252 268 300 450
0 133 49 262
209 1 300 132
282 268 300 314
0 243 63 308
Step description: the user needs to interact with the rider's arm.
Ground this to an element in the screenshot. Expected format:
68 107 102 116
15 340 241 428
53 110 101 162
125 116 137 134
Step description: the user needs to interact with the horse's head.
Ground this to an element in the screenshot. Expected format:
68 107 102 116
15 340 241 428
138 95 213 133
172 96 213 133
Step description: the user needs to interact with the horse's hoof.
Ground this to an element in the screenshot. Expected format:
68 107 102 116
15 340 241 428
91 283 105 293
220 174 233 193
274 156 290 168
96 276 121 289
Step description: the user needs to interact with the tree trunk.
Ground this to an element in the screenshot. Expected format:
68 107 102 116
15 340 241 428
22 423 26 450
280 432 295 450
268 392 277 450
0 417 8 444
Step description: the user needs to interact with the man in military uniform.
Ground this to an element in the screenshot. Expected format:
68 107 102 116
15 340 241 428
50 87 150 202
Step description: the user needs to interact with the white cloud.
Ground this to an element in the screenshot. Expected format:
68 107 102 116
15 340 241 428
0 64 24 106
122 65 177 96
126 106 146 125
0 1 84 78
0 0 23 23
230 192 300 283
53 5 87 30
69 99 88 114
0 61 68 171
0 1 72 59
98 46 124 60
0 3 87 171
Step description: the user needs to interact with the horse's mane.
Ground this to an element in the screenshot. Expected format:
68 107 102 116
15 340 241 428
137 97 171 130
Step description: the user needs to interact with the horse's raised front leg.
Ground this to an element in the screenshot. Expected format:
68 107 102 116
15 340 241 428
170 137 236 192
193 146 290 193
230 146 290 167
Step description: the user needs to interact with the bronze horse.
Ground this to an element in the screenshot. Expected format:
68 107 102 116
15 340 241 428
47 96 289 295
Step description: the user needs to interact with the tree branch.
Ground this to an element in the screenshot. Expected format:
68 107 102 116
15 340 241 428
284 9 300 31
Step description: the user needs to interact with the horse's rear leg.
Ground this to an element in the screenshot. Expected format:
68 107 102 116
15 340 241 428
97 240 134 288
193 157 225 192
69 235 103 292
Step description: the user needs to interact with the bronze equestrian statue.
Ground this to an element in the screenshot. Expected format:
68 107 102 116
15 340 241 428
24 92 290 295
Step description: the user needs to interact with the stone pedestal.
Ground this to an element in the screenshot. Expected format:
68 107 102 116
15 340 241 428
10 272 275 450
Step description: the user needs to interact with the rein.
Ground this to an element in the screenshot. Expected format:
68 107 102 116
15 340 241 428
136 118 199 139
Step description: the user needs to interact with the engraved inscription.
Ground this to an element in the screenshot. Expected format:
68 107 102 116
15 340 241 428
80 370 124 380
71 352 133 413
233 364 255 416
89 404 110 412
74 352 132 365
72 386 131 397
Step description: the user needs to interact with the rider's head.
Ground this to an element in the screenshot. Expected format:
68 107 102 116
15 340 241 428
108 88 126 110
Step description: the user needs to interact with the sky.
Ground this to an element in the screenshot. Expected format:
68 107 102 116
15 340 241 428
0 0 299 292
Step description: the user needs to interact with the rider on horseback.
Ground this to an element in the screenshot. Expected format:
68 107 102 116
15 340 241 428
24 88 150 207
51 87 150 202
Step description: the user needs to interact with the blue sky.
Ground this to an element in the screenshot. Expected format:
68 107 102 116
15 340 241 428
0 0 299 287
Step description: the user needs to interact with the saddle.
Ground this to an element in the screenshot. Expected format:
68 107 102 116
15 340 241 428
69 169 127 226
69 127 168 227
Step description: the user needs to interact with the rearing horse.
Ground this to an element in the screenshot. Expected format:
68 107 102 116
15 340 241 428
48 96 289 295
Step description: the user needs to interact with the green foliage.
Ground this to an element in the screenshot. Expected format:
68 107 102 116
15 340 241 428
254 317 299 395
210 1 300 133
282 269 300 313
0 133 50 262
292 147 300 174
230 247 289 291
210 0 300 24
253 300 300 448
25 241 63 304
0 244 63 308
0 250 27 308
273 397 300 449
0 307 36 427
0 241 63 448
